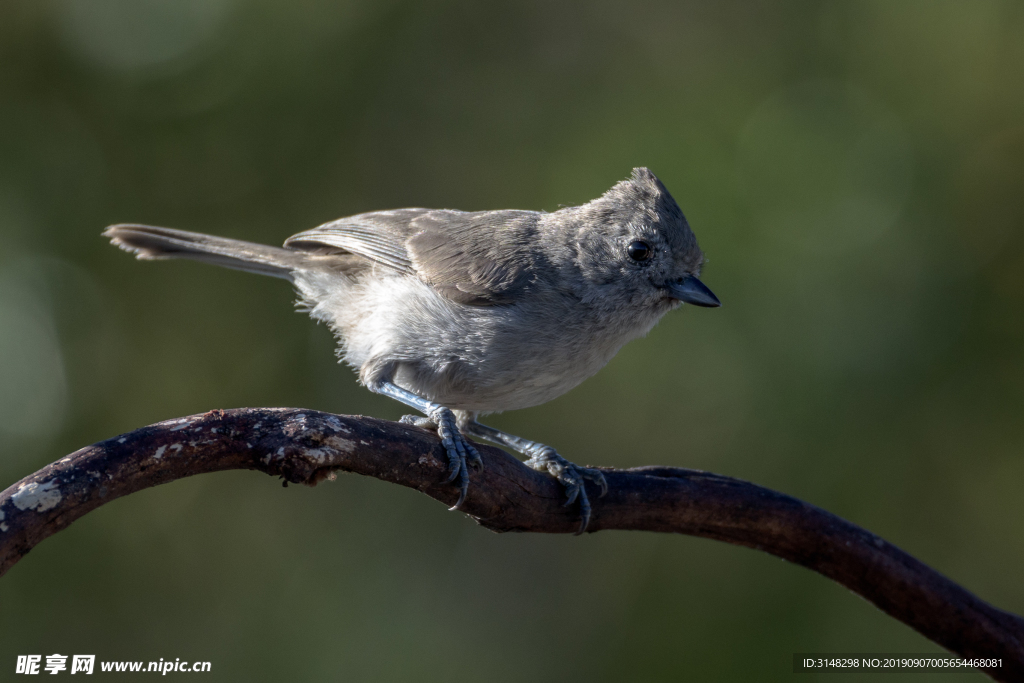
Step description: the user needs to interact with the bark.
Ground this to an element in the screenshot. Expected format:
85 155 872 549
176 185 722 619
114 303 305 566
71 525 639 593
1 408 1020 681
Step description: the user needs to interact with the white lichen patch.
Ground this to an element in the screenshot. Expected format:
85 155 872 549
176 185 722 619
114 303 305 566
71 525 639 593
118 437 127 443
153 445 167 460
324 416 349 433
325 436 356 453
11 480 62 513
169 423 188 432
261 447 286 465
303 447 331 464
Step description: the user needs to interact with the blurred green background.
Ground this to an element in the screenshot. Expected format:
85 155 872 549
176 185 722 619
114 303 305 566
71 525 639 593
2 0 1022 680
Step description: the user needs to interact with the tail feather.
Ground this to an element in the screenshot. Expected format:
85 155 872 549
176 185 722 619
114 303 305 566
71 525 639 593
104 224 310 281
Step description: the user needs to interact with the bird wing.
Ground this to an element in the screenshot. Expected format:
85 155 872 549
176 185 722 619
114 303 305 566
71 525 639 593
285 209 421 274
284 208 540 306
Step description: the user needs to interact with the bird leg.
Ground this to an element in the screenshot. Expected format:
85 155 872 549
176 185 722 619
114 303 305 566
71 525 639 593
463 421 608 534
370 381 482 510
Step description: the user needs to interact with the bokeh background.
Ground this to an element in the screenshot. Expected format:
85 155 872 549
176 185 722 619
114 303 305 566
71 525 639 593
2 1 1022 680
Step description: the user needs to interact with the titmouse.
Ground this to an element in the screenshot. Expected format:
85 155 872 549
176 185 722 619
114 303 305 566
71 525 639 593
105 167 720 532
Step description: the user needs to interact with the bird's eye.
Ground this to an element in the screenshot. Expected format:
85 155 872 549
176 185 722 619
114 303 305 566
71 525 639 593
627 240 652 262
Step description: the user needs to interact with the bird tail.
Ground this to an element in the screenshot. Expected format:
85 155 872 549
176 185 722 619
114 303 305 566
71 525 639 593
104 224 313 281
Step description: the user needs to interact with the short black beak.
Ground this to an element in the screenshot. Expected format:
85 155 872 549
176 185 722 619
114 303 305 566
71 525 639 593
665 275 721 307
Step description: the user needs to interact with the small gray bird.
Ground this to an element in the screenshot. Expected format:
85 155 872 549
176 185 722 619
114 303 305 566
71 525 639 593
105 167 719 532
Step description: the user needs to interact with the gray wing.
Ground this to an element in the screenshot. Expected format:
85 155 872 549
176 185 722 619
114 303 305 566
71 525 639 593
285 208 541 306
285 209 422 273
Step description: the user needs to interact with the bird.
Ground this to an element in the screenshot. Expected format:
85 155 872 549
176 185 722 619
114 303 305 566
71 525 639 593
104 167 720 532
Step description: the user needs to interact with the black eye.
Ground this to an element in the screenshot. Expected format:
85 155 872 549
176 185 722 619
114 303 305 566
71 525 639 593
627 240 652 262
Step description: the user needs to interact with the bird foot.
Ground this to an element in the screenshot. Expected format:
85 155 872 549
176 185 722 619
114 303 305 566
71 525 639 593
524 446 608 534
401 409 483 510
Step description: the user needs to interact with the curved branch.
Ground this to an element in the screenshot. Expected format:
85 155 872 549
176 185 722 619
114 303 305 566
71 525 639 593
1 408 1021 680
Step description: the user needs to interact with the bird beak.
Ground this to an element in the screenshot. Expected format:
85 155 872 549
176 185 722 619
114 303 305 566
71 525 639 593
665 275 721 307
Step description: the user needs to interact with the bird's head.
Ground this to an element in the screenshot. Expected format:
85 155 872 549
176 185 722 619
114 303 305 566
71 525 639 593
568 167 720 313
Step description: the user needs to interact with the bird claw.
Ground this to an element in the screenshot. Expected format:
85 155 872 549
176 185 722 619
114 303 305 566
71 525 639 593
416 407 482 510
400 414 433 428
525 446 607 534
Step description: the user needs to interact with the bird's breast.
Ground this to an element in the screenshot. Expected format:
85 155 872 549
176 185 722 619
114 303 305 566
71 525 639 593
311 272 669 413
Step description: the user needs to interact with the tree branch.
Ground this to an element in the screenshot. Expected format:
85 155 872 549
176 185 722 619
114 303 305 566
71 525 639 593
1 408 1021 680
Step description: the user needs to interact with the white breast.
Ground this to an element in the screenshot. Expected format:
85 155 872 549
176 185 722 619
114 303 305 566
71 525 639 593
294 270 670 414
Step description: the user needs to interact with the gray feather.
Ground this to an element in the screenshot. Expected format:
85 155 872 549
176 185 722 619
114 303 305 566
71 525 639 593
104 224 358 281
406 210 539 306
284 208 541 306
285 209 422 274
